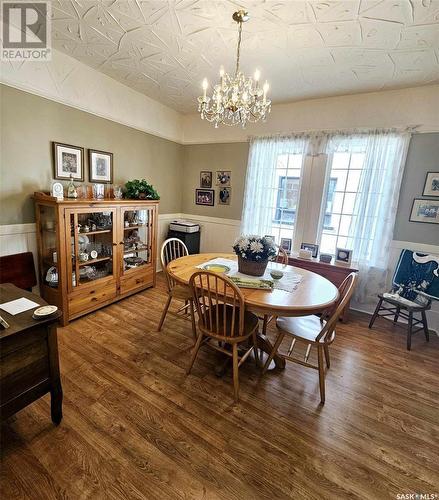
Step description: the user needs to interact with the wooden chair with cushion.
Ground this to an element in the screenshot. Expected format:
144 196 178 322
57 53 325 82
187 270 260 401
158 238 196 338
261 244 289 335
368 249 437 350
263 272 357 404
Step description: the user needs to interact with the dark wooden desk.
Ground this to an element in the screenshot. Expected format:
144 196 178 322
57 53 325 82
0 284 63 424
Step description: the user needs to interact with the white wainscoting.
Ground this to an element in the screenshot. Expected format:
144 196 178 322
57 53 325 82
1 218 438 333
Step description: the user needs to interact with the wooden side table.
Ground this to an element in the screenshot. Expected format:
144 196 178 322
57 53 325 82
287 256 359 321
0 284 63 425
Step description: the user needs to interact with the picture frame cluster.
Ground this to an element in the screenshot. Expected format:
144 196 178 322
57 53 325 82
409 171 439 225
196 170 231 206
53 142 113 184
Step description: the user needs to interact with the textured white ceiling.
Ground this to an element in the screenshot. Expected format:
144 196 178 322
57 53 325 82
51 0 439 113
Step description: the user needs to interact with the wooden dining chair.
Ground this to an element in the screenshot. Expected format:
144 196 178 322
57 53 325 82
158 238 196 338
187 270 260 401
263 272 357 404
261 244 289 335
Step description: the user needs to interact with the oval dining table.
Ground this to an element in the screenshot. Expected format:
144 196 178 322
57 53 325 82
167 252 339 370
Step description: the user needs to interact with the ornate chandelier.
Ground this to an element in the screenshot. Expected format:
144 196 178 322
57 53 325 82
197 10 271 128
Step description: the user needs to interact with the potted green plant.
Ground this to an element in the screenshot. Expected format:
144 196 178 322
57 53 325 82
124 179 160 200
233 235 277 276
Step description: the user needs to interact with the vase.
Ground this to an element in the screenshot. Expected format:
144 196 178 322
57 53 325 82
238 256 268 277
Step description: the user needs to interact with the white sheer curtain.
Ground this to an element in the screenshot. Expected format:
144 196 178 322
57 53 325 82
326 130 411 306
241 135 309 236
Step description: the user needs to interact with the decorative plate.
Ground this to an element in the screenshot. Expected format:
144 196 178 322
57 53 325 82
33 305 58 318
203 264 231 273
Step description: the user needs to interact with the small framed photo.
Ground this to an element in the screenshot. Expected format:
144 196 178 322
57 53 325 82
200 171 212 188
195 189 214 206
53 142 84 181
89 149 113 184
280 238 292 254
51 182 64 200
335 248 353 265
422 172 439 197
216 170 231 187
218 187 231 205
301 242 319 258
409 198 439 224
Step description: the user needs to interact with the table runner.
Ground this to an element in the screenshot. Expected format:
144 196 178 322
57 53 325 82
196 258 302 293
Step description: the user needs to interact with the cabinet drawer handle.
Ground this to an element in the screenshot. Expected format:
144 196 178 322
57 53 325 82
136 278 142 284
91 297 98 302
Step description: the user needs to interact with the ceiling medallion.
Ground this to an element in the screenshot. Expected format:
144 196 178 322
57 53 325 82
197 10 271 129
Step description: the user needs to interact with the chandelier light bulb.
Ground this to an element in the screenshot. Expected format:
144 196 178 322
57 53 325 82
219 66 225 77
254 69 260 82
202 78 208 90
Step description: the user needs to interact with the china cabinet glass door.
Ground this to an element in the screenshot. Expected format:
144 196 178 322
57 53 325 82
67 208 117 290
38 204 59 289
120 206 154 276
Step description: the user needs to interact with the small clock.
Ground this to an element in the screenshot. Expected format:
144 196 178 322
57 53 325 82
52 182 64 200
90 250 98 259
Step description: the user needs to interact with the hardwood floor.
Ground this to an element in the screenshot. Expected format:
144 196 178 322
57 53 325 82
2 274 438 499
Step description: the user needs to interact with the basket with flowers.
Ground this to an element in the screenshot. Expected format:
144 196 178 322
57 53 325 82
233 235 277 276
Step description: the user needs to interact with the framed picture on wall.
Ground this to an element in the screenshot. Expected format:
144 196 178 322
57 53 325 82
216 170 231 187
200 171 212 188
195 189 214 206
409 199 439 224
52 142 84 181
218 187 231 205
89 149 113 184
422 172 439 197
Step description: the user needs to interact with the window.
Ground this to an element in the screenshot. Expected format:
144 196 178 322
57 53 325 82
269 153 304 244
320 151 366 255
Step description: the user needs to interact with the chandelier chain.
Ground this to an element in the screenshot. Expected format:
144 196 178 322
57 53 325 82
235 21 242 77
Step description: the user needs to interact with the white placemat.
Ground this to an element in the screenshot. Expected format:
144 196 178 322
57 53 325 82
197 258 302 293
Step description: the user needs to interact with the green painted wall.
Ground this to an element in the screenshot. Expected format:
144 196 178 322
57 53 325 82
0 85 183 224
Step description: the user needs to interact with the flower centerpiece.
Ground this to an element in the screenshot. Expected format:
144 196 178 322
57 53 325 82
233 235 277 276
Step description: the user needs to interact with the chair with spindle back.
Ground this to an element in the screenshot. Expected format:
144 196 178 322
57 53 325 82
263 272 357 404
261 244 289 335
158 238 196 337
187 270 260 402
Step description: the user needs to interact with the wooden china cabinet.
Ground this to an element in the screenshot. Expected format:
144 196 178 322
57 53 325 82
34 192 158 325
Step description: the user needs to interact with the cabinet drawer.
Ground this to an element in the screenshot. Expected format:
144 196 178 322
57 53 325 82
69 283 117 316
120 268 153 295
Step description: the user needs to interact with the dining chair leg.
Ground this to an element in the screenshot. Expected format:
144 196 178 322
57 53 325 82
421 311 430 342
393 306 400 325
323 344 330 369
232 343 240 402
407 311 413 351
189 299 197 340
368 297 383 328
252 330 260 367
262 330 286 374
317 345 325 404
186 332 204 375
262 315 269 335
157 294 172 331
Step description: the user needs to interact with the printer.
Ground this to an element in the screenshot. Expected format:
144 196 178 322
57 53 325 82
169 220 200 233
